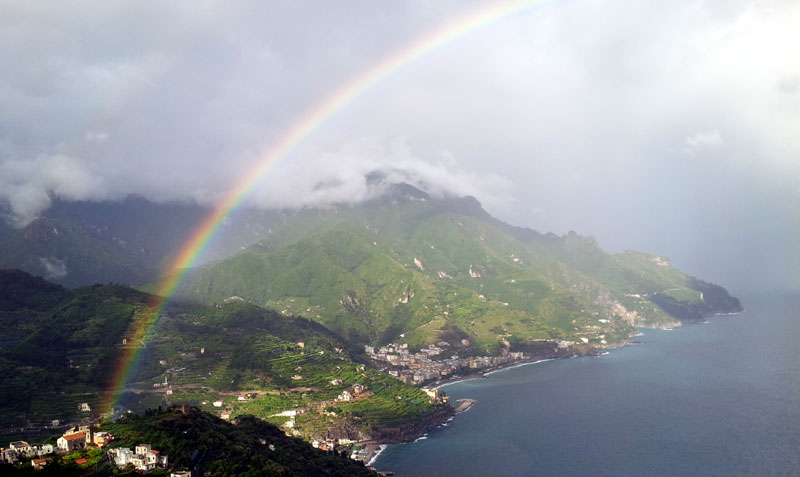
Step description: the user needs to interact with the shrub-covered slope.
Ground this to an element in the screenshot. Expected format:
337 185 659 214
103 407 377 476
176 186 741 351
0 270 446 445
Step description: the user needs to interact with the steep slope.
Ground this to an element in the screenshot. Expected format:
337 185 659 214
0 197 284 287
102 407 377 476
1 271 150 442
0 407 377 476
176 186 741 352
0 270 448 446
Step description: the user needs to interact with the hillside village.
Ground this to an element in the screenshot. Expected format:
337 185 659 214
0 336 578 472
365 340 575 385
0 422 174 473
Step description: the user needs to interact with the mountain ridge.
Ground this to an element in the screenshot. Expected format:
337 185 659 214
173 184 741 352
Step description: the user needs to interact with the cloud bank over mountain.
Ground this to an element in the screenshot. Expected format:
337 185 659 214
1 0 798 290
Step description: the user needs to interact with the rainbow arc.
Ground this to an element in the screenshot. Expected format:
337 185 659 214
104 0 546 414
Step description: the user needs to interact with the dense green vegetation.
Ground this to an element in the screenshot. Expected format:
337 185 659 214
102 407 377 476
0 270 150 442
130 298 442 440
0 189 741 354
0 407 376 476
176 186 741 352
0 270 445 446
0 186 741 451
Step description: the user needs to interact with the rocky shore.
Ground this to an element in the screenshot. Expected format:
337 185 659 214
454 398 476 413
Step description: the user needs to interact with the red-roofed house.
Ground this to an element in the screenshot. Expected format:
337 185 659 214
57 432 86 453
147 449 168 467
31 457 52 470
92 432 113 447
74 458 87 465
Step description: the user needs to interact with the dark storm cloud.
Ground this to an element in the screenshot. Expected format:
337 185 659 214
0 0 798 290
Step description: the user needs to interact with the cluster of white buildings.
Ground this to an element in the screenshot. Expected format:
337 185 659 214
0 426 113 468
55 426 114 453
0 423 184 474
366 342 529 385
335 383 368 402
0 441 54 465
108 444 168 472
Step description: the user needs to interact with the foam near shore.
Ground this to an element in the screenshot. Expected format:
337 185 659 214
483 358 555 376
366 444 387 467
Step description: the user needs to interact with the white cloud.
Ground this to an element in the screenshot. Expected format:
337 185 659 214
39 257 68 280
0 154 110 226
1 0 799 288
247 138 515 214
683 130 724 157
85 131 108 142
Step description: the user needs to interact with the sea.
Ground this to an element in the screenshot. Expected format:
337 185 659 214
374 293 800 476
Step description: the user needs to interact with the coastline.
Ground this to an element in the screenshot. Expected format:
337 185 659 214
363 300 778 476
362 351 600 467
367 311 744 469
363 398 476 470
429 349 599 391
365 444 387 467
453 398 476 413
364 332 657 467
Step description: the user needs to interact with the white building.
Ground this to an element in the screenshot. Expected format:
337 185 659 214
110 447 134 467
37 444 54 456
1 449 19 464
9 441 31 454
57 432 86 453
337 390 352 401
110 445 167 471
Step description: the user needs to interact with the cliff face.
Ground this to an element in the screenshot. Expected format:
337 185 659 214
650 278 742 323
368 405 455 444
689 277 744 314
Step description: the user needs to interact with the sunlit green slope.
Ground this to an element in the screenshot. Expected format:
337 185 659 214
176 185 741 351
0 269 446 445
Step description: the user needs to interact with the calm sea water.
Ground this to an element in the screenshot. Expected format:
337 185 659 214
375 293 800 476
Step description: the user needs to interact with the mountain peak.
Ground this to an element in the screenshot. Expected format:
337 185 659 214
384 182 432 201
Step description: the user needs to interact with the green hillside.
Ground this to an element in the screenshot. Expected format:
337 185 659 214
0 271 151 443
0 270 447 446
0 406 377 476
176 186 741 352
102 407 377 476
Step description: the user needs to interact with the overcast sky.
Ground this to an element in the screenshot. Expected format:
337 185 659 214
1 0 798 292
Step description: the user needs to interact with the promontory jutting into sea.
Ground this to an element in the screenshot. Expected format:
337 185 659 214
2 0 799 475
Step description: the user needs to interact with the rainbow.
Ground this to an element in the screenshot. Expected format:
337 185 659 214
104 0 547 414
